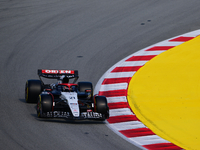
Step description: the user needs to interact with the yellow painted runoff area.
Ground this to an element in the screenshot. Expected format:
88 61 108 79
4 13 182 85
127 35 200 150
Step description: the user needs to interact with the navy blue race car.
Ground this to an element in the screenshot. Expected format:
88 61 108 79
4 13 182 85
25 69 109 120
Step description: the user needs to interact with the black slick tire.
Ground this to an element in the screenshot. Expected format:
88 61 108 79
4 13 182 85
25 80 43 103
37 94 53 118
95 96 108 114
78 82 93 100
78 82 93 93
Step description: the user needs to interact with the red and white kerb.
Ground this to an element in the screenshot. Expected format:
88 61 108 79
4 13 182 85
95 30 200 150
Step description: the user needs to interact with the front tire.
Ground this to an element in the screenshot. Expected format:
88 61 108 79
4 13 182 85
37 94 53 118
95 96 109 120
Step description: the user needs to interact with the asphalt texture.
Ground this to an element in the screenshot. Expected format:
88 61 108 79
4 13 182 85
1 0 200 149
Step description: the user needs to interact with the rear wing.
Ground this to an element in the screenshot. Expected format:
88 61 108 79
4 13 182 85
38 69 79 83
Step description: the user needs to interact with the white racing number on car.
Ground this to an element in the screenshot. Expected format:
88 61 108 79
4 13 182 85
60 92 79 117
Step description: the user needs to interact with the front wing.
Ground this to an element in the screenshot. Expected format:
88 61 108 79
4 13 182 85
41 111 106 120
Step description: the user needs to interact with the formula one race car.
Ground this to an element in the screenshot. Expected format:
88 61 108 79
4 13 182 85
25 69 109 120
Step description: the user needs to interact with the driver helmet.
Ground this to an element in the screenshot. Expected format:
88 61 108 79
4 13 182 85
63 86 70 92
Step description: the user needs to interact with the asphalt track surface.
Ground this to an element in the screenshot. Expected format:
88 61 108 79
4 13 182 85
1 0 200 150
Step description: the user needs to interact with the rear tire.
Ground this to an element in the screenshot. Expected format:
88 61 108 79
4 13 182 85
78 82 93 92
78 82 93 100
25 80 43 103
37 94 53 118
